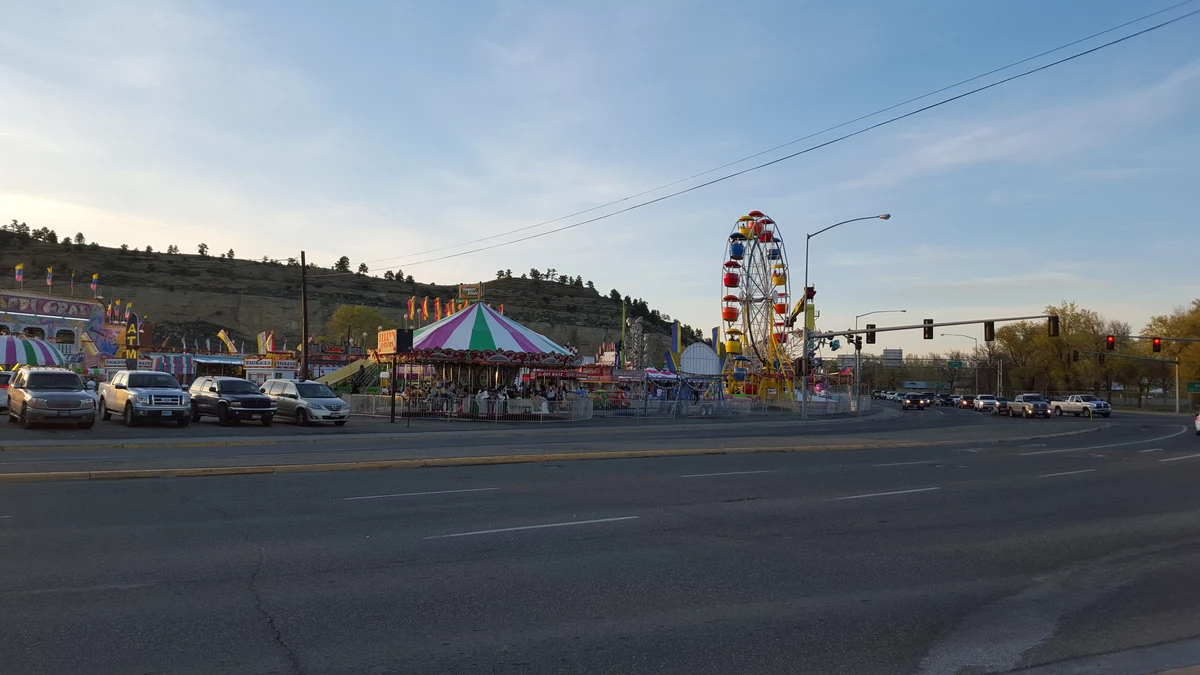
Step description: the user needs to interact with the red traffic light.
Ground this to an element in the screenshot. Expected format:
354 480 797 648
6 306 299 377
1105 335 1115 350
1152 337 1162 352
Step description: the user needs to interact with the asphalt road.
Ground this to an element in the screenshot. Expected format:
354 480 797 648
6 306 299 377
2 410 1199 674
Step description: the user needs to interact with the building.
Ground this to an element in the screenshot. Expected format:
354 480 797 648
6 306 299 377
0 290 107 368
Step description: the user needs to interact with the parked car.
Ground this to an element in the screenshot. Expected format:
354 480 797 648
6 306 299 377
98 370 191 427
992 397 1009 415
6 367 96 429
973 394 998 412
958 395 976 409
1050 394 1111 418
901 393 925 410
189 376 276 426
261 379 349 426
1009 393 1050 418
0 370 11 410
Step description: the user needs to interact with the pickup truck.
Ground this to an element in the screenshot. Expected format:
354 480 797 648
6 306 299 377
1009 393 1050 418
1050 394 1111 418
98 370 192 427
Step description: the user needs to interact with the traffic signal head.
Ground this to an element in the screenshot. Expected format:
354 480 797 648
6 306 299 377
805 286 816 300
923 319 933 340
1099 353 1106 365
855 336 862 351
1152 337 1162 352
865 323 876 344
1072 350 1079 362
984 321 995 342
1048 315 1060 338
1105 335 1115 351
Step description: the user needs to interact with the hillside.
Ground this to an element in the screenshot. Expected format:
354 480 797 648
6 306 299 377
0 230 700 362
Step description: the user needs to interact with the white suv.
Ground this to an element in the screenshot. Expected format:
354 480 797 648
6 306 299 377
973 394 998 412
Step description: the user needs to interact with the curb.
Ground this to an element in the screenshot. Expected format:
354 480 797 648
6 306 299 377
0 423 1107 483
0 408 898 453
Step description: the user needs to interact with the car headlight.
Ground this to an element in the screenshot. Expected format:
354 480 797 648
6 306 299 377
308 403 326 411
181 394 189 405
28 397 49 409
136 394 150 404
229 401 242 407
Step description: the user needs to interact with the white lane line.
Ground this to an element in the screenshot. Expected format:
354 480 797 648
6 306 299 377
1160 453 1200 463
833 487 940 501
424 516 640 539
680 470 777 478
871 460 936 467
1038 468 1097 478
344 487 499 501
935 410 945 416
0 515 11 519
1138 448 1163 453
1020 443 1047 448
1020 426 1189 456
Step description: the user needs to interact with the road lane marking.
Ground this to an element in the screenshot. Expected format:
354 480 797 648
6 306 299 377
833 487 940 500
954 448 984 453
1138 448 1163 453
0 515 11 518
1020 443 1047 448
344 487 499 501
1020 426 1189 456
1160 453 1200 463
1 581 160 596
871 460 936 467
935 410 945 416
424 516 640 539
1038 468 1097 478
680 470 777 478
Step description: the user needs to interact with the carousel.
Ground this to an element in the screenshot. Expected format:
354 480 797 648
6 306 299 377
0 335 67 369
402 302 577 396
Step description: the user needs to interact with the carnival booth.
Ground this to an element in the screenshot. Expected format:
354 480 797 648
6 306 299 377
242 357 298 386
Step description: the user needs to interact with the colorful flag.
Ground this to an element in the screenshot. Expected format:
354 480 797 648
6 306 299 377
498 304 504 315
206 337 211 351
91 273 99 292
14 263 23 283
70 271 75 294
434 299 442 321
105 301 112 321
407 296 415 320
124 302 132 320
45 267 52 287
444 298 452 316
421 297 429 321
217 329 236 354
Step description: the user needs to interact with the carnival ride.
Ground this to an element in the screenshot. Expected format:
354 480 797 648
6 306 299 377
720 210 799 406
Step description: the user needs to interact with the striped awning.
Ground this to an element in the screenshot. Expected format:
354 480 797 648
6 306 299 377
414 303 569 355
0 336 65 367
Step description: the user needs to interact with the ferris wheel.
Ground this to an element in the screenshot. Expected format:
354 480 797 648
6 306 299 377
720 210 797 402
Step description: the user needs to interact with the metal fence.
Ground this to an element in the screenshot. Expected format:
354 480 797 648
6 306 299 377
341 394 594 422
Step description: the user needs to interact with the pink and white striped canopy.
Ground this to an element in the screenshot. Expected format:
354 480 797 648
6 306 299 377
413 303 569 355
0 336 66 366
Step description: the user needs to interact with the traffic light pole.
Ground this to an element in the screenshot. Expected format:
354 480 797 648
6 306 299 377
807 313 1057 341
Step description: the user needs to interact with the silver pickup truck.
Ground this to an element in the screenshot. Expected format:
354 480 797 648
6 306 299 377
1049 394 1111 418
1009 393 1050 418
97 370 192 427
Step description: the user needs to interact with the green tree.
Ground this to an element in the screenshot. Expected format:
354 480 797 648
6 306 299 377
226 248 235 260
334 256 351 272
496 270 505 279
609 289 621 303
120 243 129 253
529 268 542 280
46 230 58 244
198 243 209 257
405 274 414 283
383 270 395 280
74 233 85 246
586 280 595 290
324 305 398 348
357 262 369 275
505 269 512 278
61 239 72 251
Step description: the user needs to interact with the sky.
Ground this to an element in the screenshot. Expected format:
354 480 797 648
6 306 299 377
1 0 1198 356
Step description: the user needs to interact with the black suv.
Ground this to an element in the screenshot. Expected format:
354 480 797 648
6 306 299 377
188 376 276 426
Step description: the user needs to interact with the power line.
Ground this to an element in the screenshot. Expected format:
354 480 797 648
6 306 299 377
309 6 1198 280
356 0 1197 267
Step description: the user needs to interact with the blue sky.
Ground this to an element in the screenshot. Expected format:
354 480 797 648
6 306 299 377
1 0 1198 355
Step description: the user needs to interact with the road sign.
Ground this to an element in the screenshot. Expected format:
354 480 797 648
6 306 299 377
935 383 944 390
1187 382 1200 394
948 361 963 369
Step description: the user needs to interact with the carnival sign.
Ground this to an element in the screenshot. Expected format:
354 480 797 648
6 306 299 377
0 293 99 320
243 359 273 369
377 329 398 355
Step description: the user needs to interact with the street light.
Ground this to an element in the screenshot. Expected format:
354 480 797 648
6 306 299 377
942 333 979 394
801 214 891 419
852 309 906 415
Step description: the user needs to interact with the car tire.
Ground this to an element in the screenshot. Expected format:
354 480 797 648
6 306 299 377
123 402 138 427
217 404 231 427
296 409 310 427
19 408 33 430
261 414 273 427
77 419 95 430
100 398 113 421
334 420 347 427
191 404 202 423
1054 407 1063 416
1195 429 1199 436
177 418 190 428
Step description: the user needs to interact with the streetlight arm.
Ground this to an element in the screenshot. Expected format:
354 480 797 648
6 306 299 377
808 215 890 239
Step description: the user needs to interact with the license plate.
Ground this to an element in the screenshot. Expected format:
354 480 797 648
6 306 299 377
57 411 72 417
161 410 173 416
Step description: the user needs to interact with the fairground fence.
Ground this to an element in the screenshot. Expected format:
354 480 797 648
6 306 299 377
341 389 872 422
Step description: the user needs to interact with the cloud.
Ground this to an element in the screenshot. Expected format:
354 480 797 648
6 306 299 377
842 59 1200 189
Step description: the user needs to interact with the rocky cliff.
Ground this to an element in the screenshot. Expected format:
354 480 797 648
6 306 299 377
0 238 698 363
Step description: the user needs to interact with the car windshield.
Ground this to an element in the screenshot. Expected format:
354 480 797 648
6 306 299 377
296 383 337 398
1078 395 1099 402
978 395 995 400
26 372 83 390
128 373 181 389
1022 394 1044 401
218 380 260 394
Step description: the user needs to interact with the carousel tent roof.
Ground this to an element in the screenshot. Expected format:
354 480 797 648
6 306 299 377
414 303 571 355
0 336 65 367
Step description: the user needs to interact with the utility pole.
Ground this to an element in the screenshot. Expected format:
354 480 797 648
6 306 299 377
300 251 309 381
